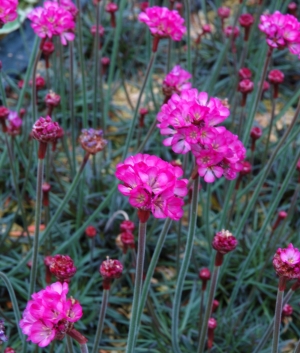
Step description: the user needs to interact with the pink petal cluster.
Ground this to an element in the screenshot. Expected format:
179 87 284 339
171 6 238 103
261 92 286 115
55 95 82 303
27 1 76 45
162 65 192 97
0 0 18 26
273 243 300 279
115 154 188 220
157 89 245 183
212 229 238 254
53 0 78 18
259 11 300 57
138 6 186 41
7 111 22 136
19 282 83 347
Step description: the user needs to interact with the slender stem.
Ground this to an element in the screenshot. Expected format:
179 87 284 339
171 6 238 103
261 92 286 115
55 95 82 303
66 336 75 353
75 0 88 127
69 42 76 175
134 218 172 342
0 272 22 340
136 117 157 154
167 39 172 73
183 0 191 73
263 95 277 164
93 2 100 128
80 344 89 353
197 265 220 353
294 340 300 353
253 288 294 353
92 289 109 353
172 176 200 353
29 157 44 297
176 220 182 275
125 220 148 353
122 52 157 160
31 49 42 124
272 282 284 353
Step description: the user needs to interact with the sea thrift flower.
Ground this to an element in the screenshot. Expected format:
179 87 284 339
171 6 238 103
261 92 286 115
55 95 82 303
7 111 22 136
32 116 61 159
105 3 118 28
0 319 8 343
120 232 135 253
238 67 252 80
262 80 270 92
212 299 219 313
282 303 293 316
79 129 107 155
115 153 188 221
0 0 18 28
138 6 186 52
273 243 300 280
19 282 85 347
4 348 15 353
140 1 149 12
0 106 10 132
239 13 254 41
120 220 135 232
238 79 254 106
272 211 288 231
41 41 55 68
85 225 97 238
100 257 123 289
250 126 262 152
139 107 149 127
162 65 192 100
217 7 230 19
90 24 105 37
212 229 238 266
101 57 110 75
239 161 252 176
224 26 240 40
45 91 61 116
268 69 284 98
42 183 51 206
207 318 217 349
199 268 211 291
202 24 211 34
27 1 76 45
259 11 300 58
53 0 78 18
49 254 77 283
288 2 297 17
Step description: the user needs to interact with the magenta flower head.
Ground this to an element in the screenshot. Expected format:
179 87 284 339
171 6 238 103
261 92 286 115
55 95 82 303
238 79 254 106
45 91 61 116
4 348 15 353
239 13 254 41
162 65 192 100
49 254 77 283
32 116 61 159
54 0 78 19
199 267 211 291
100 257 123 289
288 2 297 16
0 106 10 132
120 220 135 232
224 26 240 40
7 111 22 136
273 243 300 281
259 11 300 57
268 69 284 98
90 24 105 36
120 232 135 254
282 303 293 316
0 0 18 28
238 67 252 80
85 225 97 238
202 24 211 34
262 80 270 92
138 6 186 52
217 7 230 19
208 317 217 329
27 1 76 45
212 229 238 266
207 318 217 349
140 1 149 12
79 128 107 155
19 282 85 347
105 2 118 27
250 126 262 152
41 41 55 57
115 153 188 222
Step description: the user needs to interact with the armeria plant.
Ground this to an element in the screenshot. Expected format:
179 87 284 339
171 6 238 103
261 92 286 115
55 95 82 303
0 0 300 352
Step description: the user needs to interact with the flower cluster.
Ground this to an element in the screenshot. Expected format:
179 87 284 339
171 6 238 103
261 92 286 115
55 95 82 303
7 111 22 136
138 6 186 42
49 254 77 283
100 257 123 289
79 129 107 154
0 319 8 344
273 243 300 279
157 89 246 183
162 65 192 99
212 229 238 255
19 282 83 347
0 0 18 27
119 220 135 253
259 11 300 57
115 154 188 220
27 1 76 45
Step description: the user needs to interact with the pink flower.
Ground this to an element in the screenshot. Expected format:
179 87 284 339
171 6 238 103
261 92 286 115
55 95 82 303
217 7 230 19
19 282 83 347
7 111 22 136
268 69 284 84
100 258 123 289
238 79 254 93
27 1 76 45
239 13 254 28
224 26 240 39
212 229 238 254
282 304 293 316
90 24 105 36
162 65 192 98
259 11 300 57
115 154 188 220
273 243 300 279
238 67 252 80
138 6 186 41
0 0 18 26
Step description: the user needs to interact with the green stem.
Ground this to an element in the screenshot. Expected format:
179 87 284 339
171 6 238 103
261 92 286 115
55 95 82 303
31 49 42 124
263 95 277 164
92 289 109 353
69 42 76 175
197 265 220 353
172 176 200 353
135 218 172 342
93 2 100 128
122 52 157 160
183 0 191 73
80 344 89 353
29 157 44 297
66 335 75 353
75 0 88 127
0 272 22 340
294 341 300 353
272 281 285 353
125 220 148 353
167 39 172 73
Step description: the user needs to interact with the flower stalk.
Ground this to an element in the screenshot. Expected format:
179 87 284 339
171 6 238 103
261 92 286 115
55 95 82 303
272 277 287 353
